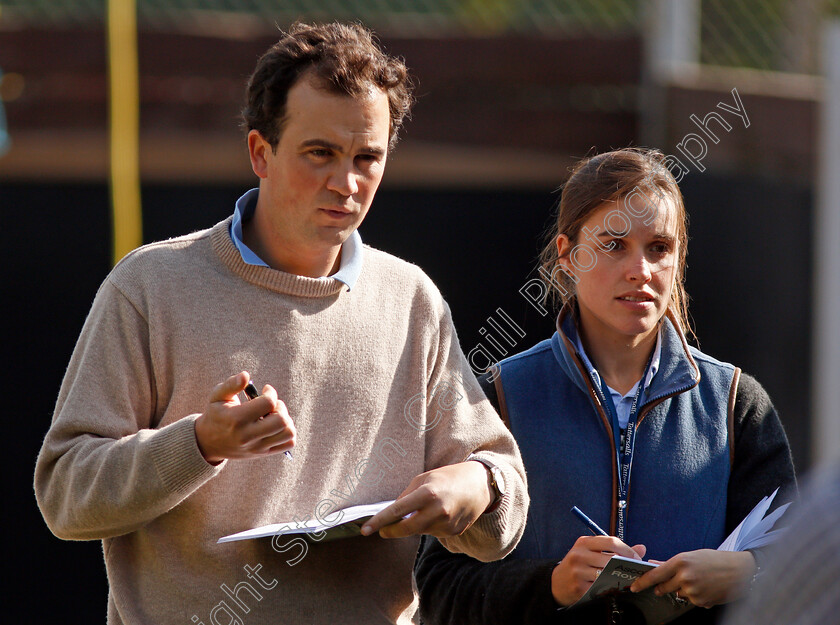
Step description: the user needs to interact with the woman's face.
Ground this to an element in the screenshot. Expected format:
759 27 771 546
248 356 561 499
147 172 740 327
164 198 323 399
557 193 680 346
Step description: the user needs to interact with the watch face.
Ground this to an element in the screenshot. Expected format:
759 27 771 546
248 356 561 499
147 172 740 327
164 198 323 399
491 466 506 496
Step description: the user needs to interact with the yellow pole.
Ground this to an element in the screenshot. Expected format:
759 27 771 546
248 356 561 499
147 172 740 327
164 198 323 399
107 0 142 265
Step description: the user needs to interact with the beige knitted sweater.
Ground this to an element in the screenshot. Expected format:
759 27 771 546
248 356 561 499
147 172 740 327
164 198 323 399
34 217 528 624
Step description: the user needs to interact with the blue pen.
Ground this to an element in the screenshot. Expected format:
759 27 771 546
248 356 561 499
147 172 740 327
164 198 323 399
244 381 293 460
571 506 609 536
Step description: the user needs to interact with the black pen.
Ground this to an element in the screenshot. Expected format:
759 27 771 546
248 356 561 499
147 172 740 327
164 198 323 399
244 381 293 460
571 506 609 536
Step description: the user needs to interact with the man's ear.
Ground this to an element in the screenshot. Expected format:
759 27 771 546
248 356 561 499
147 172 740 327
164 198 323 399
248 130 271 179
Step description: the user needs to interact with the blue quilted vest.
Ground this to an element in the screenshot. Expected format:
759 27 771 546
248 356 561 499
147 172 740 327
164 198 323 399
499 310 736 562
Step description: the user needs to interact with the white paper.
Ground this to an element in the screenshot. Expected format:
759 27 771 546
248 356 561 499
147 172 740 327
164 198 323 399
217 499 395 544
718 488 791 551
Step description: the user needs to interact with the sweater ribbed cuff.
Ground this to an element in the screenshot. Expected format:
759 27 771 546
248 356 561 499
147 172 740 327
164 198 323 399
471 481 511 537
149 415 225 496
468 459 521 554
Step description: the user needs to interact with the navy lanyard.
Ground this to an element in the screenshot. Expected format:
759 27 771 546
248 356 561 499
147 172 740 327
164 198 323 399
593 349 655 542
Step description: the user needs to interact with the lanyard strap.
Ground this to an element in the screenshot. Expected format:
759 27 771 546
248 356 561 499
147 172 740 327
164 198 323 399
595 349 655 542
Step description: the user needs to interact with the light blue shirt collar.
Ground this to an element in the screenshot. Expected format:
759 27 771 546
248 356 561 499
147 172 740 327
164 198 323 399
230 188 364 290
573 326 662 429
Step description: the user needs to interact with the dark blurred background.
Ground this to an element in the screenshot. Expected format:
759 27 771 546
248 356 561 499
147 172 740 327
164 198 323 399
2 0 838 621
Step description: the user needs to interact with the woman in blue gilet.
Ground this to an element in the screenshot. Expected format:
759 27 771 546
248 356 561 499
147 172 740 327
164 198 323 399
415 148 796 625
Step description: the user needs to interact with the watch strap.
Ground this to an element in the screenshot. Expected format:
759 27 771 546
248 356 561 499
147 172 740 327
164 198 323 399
468 454 503 514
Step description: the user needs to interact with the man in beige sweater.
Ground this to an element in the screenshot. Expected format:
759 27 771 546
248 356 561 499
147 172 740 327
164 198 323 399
34 21 528 625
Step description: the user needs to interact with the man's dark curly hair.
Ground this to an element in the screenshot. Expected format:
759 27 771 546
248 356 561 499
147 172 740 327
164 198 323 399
242 21 415 152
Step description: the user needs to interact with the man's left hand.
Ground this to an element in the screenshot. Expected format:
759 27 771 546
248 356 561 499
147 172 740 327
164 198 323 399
360 461 493 539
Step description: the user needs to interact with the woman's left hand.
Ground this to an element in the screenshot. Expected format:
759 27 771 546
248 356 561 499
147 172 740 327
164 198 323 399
629 549 756 608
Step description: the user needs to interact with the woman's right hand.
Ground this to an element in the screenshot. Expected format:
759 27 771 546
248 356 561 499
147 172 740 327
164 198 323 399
551 535 646 606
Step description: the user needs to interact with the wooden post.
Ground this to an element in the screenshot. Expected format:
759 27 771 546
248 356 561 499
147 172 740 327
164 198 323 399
107 0 142 265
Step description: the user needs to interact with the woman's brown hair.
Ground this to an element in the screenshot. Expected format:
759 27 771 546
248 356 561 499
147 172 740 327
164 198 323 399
538 147 694 340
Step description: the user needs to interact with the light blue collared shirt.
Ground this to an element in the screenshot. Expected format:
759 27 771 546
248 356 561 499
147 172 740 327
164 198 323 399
229 188 364 289
574 328 662 429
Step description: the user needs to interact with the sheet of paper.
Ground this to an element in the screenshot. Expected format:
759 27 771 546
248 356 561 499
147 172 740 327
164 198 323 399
718 488 790 551
218 499 395 544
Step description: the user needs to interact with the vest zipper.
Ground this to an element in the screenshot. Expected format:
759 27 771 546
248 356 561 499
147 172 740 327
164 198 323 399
566 343 620 534
626 380 699 511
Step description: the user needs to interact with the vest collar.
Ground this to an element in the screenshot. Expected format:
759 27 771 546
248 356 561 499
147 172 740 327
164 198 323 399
551 305 700 406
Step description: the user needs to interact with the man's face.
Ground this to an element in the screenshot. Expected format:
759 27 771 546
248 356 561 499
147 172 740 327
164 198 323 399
248 75 391 269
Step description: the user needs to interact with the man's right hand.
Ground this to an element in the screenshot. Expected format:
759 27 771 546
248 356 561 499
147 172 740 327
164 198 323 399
194 371 296 465
551 535 646 606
